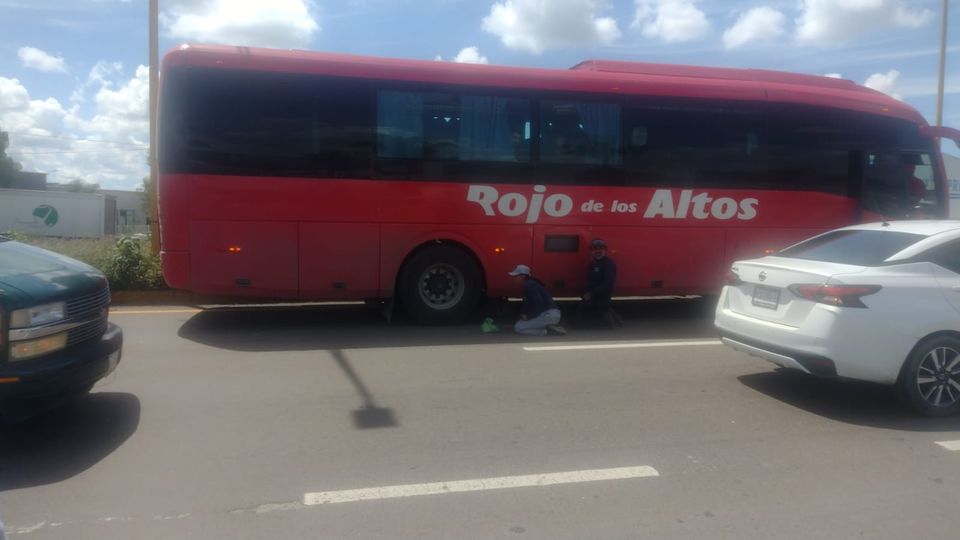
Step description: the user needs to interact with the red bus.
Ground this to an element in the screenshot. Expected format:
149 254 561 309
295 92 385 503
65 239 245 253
157 44 959 323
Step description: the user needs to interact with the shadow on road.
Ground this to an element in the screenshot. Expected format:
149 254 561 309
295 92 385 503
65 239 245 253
0 392 140 492
176 297 718 353
739 370 960 431
330 349 398 429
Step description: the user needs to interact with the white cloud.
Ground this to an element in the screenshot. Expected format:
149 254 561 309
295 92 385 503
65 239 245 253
823 73 843 79
0 77 67 135
17 46 67 73
632 0 710 43
435 47 490 64
0 78 31 111
482 0 621 55
796 0 934 46
0 66 150 189
454 47 489 64
864 69 902 100
161 0 320 49
722 7 785 50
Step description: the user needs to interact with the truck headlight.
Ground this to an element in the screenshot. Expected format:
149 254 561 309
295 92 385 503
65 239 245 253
10 333 68 361
10 302 66 328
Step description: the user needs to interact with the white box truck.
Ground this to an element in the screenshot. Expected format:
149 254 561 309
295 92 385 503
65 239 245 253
0 189 106 238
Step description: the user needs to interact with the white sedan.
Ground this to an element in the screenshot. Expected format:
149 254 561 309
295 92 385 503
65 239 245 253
715 220 960 417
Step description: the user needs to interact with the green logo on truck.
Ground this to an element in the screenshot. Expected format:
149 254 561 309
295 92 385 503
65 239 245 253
32 205 59 227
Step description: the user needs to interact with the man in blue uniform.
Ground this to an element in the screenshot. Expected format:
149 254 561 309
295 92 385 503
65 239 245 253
508 264 566 336
578 238 619 328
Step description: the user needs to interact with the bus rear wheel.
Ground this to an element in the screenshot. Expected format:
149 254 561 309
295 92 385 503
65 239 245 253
400 245 481 324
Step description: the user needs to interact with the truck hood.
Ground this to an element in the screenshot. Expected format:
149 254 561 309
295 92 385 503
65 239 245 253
0 240 107 307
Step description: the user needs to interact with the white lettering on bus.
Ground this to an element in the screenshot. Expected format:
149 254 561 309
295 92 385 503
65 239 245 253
467 185 574 224
467 186 758 222
643 190 758 220
466 185 499 216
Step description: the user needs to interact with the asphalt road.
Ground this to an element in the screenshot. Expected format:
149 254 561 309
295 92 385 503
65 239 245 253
1 298 960 539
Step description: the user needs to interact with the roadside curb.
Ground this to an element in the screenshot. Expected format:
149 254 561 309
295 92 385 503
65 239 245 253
110 289 231 306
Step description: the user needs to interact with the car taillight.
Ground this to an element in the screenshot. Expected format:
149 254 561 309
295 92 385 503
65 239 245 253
788 284 882 308
725 269 743 286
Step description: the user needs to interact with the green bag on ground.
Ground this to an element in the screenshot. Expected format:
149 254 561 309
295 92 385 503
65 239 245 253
481 317 499 333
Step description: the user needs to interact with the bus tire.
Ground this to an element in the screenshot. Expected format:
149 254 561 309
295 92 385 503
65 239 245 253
399 245 482 324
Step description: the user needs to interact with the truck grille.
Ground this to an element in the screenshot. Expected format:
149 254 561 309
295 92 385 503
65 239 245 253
66 286 111 320
65 286 111 346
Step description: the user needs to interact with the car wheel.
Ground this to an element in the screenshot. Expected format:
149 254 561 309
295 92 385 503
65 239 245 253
898 335 960 417
399 245 482 324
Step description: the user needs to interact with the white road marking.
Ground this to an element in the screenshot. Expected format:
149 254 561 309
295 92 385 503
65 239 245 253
524 339 722 352
110 308 200 315
303 465 659 506
935 440 960 451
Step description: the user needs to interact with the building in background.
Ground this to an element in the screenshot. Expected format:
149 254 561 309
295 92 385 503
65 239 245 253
9 171 47 190
1 172 150 237
101 189 150 235
946 154 960 218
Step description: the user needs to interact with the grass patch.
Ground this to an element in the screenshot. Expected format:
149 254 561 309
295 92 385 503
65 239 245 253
4 232 166 291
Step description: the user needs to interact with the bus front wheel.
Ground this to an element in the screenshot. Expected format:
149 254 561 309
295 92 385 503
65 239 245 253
400 245 482 324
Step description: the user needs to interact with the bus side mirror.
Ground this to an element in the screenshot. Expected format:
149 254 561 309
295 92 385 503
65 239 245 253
920 125 960 147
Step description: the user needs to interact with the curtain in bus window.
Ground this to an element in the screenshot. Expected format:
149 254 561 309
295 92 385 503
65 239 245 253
458 96 530 162
377 91 424 158
574 103 621 165
541 100 621 166
422 94 460 160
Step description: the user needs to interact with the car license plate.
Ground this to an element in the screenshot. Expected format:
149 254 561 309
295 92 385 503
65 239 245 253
752 285 780 310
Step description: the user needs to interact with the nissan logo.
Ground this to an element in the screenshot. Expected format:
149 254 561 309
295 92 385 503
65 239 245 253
758 271 767 281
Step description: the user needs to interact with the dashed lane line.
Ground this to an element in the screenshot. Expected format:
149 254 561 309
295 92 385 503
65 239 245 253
302 465 659 506
110 308 201 315
935 440 960 451
523 339 722 352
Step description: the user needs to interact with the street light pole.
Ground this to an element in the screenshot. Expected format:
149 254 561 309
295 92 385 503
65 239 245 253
936 0 948 129
149 0 160 254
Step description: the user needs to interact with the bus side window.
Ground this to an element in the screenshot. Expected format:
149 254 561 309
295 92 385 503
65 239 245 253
377 90 426 159
459 95 530 163
623 105 695 187
540 100 621 166
422 93 460 161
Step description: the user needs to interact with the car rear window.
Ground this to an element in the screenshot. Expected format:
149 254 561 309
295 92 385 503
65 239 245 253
778 230 925 266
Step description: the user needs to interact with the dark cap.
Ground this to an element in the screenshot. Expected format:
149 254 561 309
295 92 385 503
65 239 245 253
589 238 607 248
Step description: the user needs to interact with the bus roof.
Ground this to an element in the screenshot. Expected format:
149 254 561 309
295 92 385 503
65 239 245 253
162 44 926 125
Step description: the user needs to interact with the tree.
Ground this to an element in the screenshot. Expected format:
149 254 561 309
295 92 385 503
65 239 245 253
64 178 101 192
0 129 23 188
140 175 154 220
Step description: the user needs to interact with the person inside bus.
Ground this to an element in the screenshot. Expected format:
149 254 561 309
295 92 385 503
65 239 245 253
577 238 620 328
508 264 566 336
905 161 929 218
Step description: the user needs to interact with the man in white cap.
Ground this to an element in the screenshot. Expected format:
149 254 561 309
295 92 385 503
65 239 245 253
508 264 566 336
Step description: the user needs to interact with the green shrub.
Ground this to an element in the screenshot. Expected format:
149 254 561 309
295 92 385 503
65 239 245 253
1 229 28 242
106 236 165 290
11 234 166 291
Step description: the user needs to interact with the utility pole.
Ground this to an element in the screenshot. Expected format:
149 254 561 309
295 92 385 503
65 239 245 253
149 0 160 254
936 0 948 129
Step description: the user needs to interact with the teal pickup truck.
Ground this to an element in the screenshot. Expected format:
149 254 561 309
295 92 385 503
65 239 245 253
0 236 122 420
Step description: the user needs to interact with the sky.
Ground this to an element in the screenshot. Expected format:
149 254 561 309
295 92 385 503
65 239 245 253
0 0 958 191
